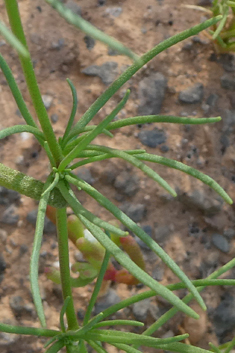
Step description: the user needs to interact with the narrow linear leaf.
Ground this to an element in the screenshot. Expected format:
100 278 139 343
112 343 143 353
60 296 71 333
41 173 59 197
106 115 221 131
0 20 29 57
61 79 78 147
69 313 104 338
45 0 138 61
140 257 235 339
44 337 58 349
58 90 130 172
81 145 176 197
135 153 233 204
146 342 219 353
43 141 57 168
45 339 65 353
83 248 111 325
0 125 45 144
93 320 144 328
30 176 53 327
213 7 229 39
224 336 235 353
0 55 37 128
87 340 108 353
209 343 222 353
68 15 222 139
59 179 199 319
0 322 59 337
64 173 206 312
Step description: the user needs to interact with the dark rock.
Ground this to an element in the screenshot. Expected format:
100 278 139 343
76 167 94 185
221 74 235 90
219 54 235 72
138 128 166 148
0 187 20 206
132 298 151 321
222 110 235 133
27 209 56 234
120 203 146 222
84 36 96 50
160 145 169 153
1 205 19 225
50 114 59 124
213 293 235 340
179 83 204 104
108 48 119 56
114 171 139 196
212 234 230 253
138 73 167 115
82 62 118 85
77 308 85 321
155 225 171 243
9 296 24 316
94 289 120 314
224 229 235 239
65 0 82 15
0 254 6 274
51 38 64 50
98 0 106 6
178 190 223 216
206 93 218 108
105 7 122 17
19 244 28 256
135 225 152 250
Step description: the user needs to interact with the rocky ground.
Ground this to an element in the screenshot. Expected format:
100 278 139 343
1 0 235 352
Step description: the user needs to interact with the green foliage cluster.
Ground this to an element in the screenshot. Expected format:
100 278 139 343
0 1 234 352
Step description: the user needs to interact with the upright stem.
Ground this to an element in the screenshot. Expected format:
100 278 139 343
4 0 63 166
56 207 78 331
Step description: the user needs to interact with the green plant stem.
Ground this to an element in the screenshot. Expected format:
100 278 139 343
0 322 59 337
4 0 63 165
56 207 79 331
67 15 222 141
0 163 66 208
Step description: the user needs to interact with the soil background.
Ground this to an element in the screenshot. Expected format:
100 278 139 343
1 0 235 352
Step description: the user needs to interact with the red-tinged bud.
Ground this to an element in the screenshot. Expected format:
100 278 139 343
46 205 57 225
120 235 146 271
67 214 84 245
115 268 139 285
103 262 117 281
44 266 61 285
76 237 105 268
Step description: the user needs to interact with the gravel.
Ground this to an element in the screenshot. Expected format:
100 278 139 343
138 128 166 148
82 62 118 85
178 83 204 104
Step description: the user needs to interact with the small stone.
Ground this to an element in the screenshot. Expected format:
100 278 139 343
51 38 64 50
138 128 166 148
9 296 24 316
42 95 53 110
84 36 95 50
178 190 223 216
94 289 120 314
221 74 235 90
77 308 85 320
19 244 28 256
160 145 169 152
120 203 146 222
0 186 20 206
224 229 235 239
105 7 122 17
82 62 118 85
114 171 139 196
154 225 171 243
138 73 167 115
219 53 235 72
1 205 19 225
222 110 235 133
179 83 204 104
206 93 218 108
0 254 6 274
212 233 230 253
65 0 82 15
213 293 235 339
108 48 119 56
132 298 151 321
0 230 7 243
98 0 106 5
50 114 59 124
27 209 56 234
76 167 94 185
